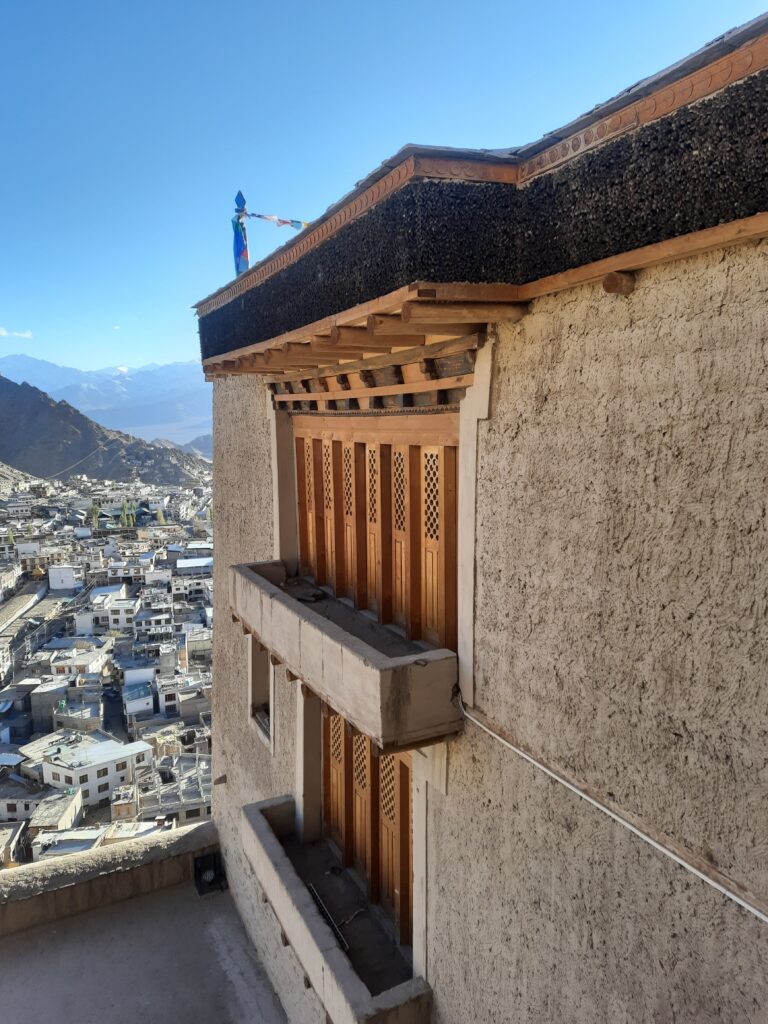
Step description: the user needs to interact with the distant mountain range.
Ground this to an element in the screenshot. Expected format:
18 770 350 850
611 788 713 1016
0 375 210 486
0 355 211 445
181 434 212 459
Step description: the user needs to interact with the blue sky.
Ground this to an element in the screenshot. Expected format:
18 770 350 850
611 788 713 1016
1 1 764 370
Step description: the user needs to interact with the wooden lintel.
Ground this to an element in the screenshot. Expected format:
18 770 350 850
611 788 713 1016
274 373 474 404
602 271 636 295
401 300 529 324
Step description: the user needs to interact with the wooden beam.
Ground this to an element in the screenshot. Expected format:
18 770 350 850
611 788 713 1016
274 373 474 404
273 334 481 384
602 271 635 295
401 300 528 324
330 326 419 349
282 342 372 361
367 314 479 337
409 281 522 302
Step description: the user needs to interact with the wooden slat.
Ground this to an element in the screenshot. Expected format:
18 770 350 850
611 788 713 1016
311 438 327 585
274 374 473 404
401 300 528 324
353 443 368 608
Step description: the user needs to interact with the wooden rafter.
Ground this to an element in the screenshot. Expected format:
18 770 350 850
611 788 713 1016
272 334 481 385
273 374 474 405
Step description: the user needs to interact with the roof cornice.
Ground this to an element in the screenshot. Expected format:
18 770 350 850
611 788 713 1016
195 24 768 320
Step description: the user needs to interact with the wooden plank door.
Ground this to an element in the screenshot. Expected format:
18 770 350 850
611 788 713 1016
365 443 392 621
351 732 380 898
296 436 316 577
324 712 352 863
321 440 345 591
391 445 421 638
311 438 327 585
341 442 367 606
421 445 458 648
378 751 412 943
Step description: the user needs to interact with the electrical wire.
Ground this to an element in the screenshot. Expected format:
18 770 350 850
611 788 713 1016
458 696 768 927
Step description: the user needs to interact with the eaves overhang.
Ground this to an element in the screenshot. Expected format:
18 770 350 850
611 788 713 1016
197 21 768 367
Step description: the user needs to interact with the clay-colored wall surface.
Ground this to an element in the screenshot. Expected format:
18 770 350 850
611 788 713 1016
212 377 325 1024
427 727 768 1024
423 241 768 1021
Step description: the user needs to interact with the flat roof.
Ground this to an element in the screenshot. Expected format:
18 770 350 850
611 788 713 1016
19 730 151 770
29 790 81 826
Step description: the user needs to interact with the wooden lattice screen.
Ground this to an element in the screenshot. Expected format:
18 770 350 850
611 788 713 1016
294 417 457 648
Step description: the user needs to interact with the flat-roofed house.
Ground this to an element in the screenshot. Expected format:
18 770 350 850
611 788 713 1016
196 18 768 1024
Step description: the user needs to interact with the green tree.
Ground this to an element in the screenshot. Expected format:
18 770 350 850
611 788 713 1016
155 508 166 525
6 527 14 545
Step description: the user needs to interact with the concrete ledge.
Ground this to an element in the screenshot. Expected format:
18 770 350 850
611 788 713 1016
0 821 218 937
230 562 462 749
242 797 431 1024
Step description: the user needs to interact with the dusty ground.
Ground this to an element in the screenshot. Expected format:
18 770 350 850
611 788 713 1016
0 881 287 1024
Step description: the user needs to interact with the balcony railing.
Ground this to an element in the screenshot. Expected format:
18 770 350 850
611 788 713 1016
229 561 462 750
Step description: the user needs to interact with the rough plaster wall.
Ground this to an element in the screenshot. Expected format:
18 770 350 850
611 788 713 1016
427 726 768 1024
212 378 325 1024
474 241 768 901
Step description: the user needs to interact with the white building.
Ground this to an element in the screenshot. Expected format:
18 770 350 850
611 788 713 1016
49 642 112 678
0 561 21 599
0 773 57 823
48 564 84 591
123 681 153 717
5 493 36 517
74 584 131 635
19 729 152 809
32 825 107 861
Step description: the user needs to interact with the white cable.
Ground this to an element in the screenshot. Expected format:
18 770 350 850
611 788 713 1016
41 443 108 480
460 699 768 927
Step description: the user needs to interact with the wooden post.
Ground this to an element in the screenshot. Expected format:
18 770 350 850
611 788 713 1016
602 270 636 295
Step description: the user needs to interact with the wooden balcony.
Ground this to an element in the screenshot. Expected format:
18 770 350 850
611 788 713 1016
229 561 461 750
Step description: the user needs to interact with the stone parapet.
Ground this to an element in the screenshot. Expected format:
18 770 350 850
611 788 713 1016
241 797 431 1024
0 820 218 937
230 561 461 749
